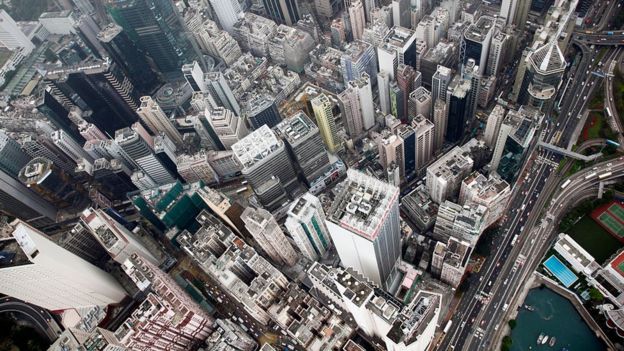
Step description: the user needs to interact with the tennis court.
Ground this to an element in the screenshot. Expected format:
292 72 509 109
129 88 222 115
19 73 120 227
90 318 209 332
599 213 624 237
592 201 624 242
543 255 578 288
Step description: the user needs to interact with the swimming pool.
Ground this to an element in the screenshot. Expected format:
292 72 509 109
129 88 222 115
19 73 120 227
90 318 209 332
543 255 578 288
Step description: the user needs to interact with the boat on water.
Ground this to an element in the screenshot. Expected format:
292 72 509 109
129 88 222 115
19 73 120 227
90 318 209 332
549 337 556 347
523 304 536 311
537 333 545 344
542 335 549 345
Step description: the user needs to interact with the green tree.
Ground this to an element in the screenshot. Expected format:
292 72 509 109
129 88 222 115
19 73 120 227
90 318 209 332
508 319 517 329
589 287 604 303
501 335 513 351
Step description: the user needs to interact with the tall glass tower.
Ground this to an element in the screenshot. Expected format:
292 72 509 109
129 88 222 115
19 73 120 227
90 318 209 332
107 0 199 79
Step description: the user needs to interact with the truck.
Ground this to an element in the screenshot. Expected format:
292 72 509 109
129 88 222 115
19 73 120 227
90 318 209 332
443 320 453 334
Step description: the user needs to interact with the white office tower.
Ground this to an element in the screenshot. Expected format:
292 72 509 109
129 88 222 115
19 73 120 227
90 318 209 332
408 86 432 120
499 0 515 25
377 71 391 114
434 201 487 246
206 107 249 149
241 206 298 266
232 125 299 210
118 253 214 350
308 263 441 351
426 146 474 204
0 221 126 310
285 193 332 261
50 130 93 163
205 72 241 116
80 208 159 266
412 114 434 169
311 93 341 153
432 100 447 150
136 96 184 148
339 73 374 138
487 31 509 77
209 0 242 33
194 19 242 66
0 10 34 53
377 26 417 80
431 65 452 105
483 104 506 147
326 169 401 289
182 60 207 92
459 171 511 228
178 211 290 325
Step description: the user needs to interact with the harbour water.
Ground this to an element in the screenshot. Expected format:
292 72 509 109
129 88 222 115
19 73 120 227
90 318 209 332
509 287 606 351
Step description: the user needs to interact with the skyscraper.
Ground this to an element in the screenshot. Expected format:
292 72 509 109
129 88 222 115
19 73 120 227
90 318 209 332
396 63 417 120
460 16 494 76
136 96 184 148
433 99 447 150
311 93 341 153
377 26 417 80
445 76 472 143
348 0 366 40
0 169 57 227
0 10 34 53
36 90 84 143
377 71 391 114
231 125 299 210
484 104 506 147
517 42 566 111
412 114 435 169
431 65 452 105
107 0 199 79
0 130 30 178
115 125 176 186
209 0 242 33
205 107 249 150
285 193 332 261
0 221 127 310
326 169 401 289
205 72 241 116
81 208 159 266
339 73 374 138
43 58 140 136
241 206 298 266
398 124 416 178
262 0 301 25
341 40 377 85
392 0 411 28
97 23 159 94
409 86 432 121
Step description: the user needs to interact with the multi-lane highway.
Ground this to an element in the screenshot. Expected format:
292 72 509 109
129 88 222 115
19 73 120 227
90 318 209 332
437 16 622 350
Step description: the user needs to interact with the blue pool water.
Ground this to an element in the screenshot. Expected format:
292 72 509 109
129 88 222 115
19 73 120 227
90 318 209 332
543 255 578 288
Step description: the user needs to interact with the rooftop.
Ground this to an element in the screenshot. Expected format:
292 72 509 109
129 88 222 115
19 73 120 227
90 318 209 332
328 169 399 241
274 111 317 145
464 16 494 43
231 125 282 169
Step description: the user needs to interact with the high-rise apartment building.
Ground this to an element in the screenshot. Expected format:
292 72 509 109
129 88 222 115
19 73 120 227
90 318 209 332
484 104 506 147
339 73 374 138
377 71 391 114
434 201 487 246
326 169 401 289
378 132 405 178
459 171 512 228
409 86 432 120
349 0 366 40
432 100 447 150
117 253 214 350
274 111 331 185
194 19 242 66
176 152 219 184
0 221 126 310
205 107 248 150
311 93 341 153
285 193 332 261
107 0 199 79
396 63 417 120
136 96 184 148
241 206 298 266
232 125 299 210
412 114 435 169
426 146 474 204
